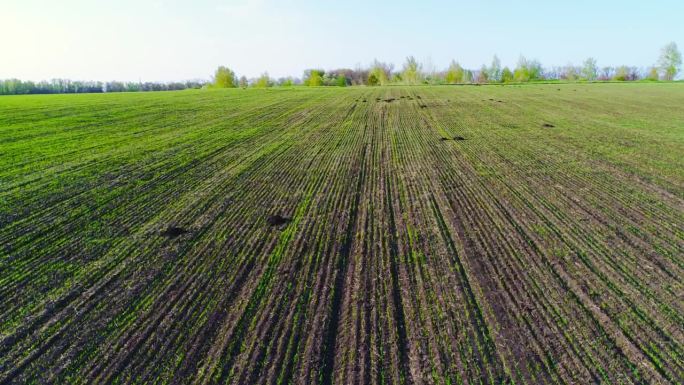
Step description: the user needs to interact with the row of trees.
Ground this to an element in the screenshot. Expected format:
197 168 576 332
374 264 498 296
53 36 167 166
0 79 207 95
2 43 680 95
212 42 681 88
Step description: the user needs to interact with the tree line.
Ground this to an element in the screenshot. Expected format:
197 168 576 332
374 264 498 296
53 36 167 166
0 79 206 96
214 42 682 88
1 42 680 95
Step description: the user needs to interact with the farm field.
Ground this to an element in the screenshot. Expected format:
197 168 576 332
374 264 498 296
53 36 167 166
0 83 683 384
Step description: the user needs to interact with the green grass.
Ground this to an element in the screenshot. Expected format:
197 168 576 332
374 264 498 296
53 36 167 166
0 83 683 384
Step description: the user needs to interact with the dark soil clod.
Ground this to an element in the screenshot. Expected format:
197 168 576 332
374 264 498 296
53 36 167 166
420 105 428 109
453 136 466 141
439 137 450 141
161 226 188 238
384 98 395 103
267 214 291 226
542 123 555 128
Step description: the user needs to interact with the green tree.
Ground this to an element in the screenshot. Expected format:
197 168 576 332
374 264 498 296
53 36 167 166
367 60 391 85
335 75 348 87
581 57 598 81
254 72 272 88
444 61 464 84
658 42 682 81
278 77 295 87
238 76 248 88
501 67 514 83
401 56 422 85
214 66 237 88
303 69 324 86
514 56 543 82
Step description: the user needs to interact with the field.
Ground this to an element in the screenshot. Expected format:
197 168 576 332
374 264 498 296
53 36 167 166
0 83 683 384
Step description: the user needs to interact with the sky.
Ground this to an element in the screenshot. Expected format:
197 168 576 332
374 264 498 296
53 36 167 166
2 0 683 82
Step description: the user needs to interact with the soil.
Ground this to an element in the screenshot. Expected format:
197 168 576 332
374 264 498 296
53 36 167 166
267 215 291 226
161 226 188 238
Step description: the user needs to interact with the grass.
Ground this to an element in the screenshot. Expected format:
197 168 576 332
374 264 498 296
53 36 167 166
0 83 683 384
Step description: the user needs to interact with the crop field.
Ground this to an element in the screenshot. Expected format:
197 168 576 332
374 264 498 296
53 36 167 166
0 83 683 384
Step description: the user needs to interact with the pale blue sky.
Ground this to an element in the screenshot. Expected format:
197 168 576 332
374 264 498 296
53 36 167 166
2 0 682 81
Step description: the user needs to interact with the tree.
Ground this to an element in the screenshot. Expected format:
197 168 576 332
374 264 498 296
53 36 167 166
303 69 324 86
581 57 598 81
514 56 543 82
487 55 502 82
647 67 659 81
367 60 392 85
214 66 237 88
278 77 295 87
599 67 614 81
335 75 348 87
613 66 629 81
239 76 248 88
658 42 682 81
563 64 579 81
476 65 489 83
254 72 272 88
501 67 514 83
401 56 422 85
444 61 464 84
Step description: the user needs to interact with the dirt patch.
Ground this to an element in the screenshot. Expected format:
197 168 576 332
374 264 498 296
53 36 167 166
420 105 428 109
362 99 367 103
384 98 396 103
267 214 291 226
453 136 466 141
439 137 450 141
161 226 188 238
542 123 555 128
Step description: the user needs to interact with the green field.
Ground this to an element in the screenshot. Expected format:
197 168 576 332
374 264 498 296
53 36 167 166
1 83 683 384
